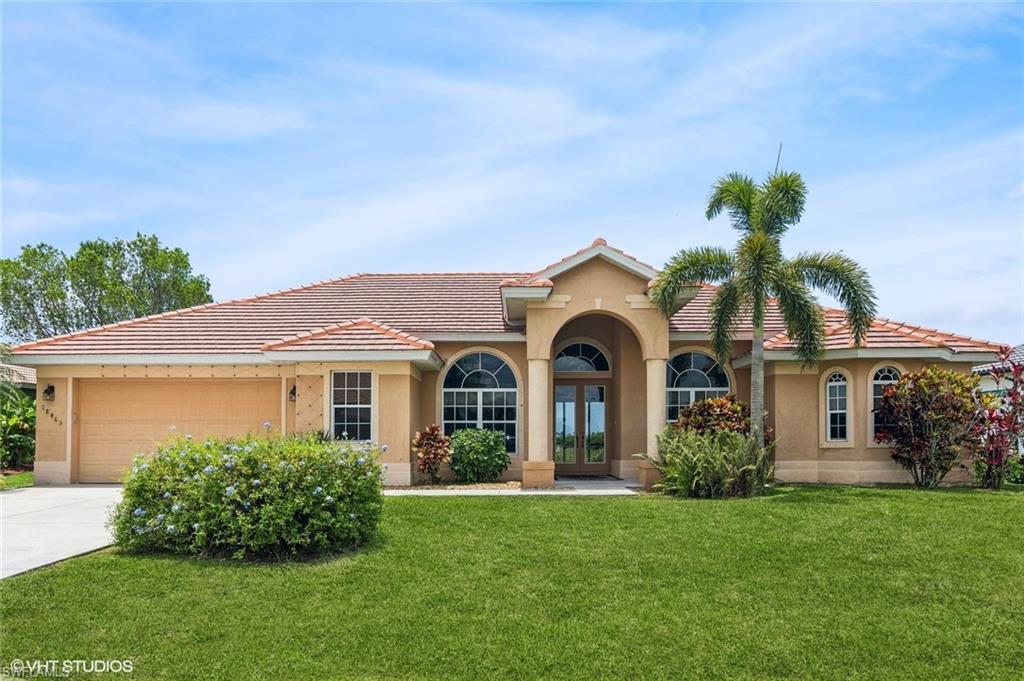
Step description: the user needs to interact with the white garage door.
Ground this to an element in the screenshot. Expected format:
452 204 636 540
76 379 281 483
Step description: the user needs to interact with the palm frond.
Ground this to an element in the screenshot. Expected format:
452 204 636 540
708 280 745 365
650 247 734 317
787 252 877 345
771 274 826 364
705 172 758 233
733 232 781 329
759 171 807 238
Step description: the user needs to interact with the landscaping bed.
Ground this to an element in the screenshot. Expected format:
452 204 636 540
1 486 1021 680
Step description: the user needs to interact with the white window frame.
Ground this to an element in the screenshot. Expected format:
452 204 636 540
825 372 849 443
665 350 732 422
330 370 374 442
441 350 520 455
869 363 903 446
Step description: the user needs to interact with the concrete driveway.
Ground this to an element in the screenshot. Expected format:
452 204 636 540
1 486 122 579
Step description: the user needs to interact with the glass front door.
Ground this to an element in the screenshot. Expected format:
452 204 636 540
553 380 610 475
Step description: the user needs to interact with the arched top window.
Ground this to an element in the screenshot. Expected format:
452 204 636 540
666 352 731 421
442 352 518 453
826 372 849 441
871 366 901 439
873 366 901 383
443 352 517 390
554 342 610 373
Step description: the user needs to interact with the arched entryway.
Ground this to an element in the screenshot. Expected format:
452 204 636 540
549 313 647 479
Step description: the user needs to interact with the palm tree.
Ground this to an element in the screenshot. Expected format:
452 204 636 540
650 171 877 444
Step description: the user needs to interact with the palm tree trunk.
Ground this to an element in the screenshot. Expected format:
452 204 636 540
750 324 765 444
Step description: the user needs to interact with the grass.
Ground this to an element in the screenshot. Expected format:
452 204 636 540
0 470 32 490
1 486 1022 680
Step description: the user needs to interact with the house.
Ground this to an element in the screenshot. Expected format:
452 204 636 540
10 239 1001 487
1 364 36 399
973 343 1022 395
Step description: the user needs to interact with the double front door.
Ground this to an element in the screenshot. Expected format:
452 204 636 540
553 379 610 475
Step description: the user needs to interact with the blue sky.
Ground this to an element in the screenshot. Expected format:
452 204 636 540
2 2 1022 343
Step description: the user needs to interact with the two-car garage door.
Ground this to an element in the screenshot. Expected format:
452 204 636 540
76 379 281 483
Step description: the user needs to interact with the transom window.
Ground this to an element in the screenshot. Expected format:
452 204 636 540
442 352 518 452
871 366 901 439
554 342 610 373
332 371 372 441
666 352 731 421
826 372 848 441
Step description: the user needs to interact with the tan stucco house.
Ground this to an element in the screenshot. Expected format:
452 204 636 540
11 239 1001 488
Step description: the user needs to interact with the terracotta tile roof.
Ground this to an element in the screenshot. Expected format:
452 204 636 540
11 272 527 355
262 319 434 352
7 240 1001 358
763 316 1002 354
516 237 657 285
1 364 36 386
668 285 792 335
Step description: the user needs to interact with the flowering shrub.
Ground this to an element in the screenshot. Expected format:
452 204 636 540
973 346 1024 489
449 429 509 483
412 424 451 484
673 394 772 442
641 428 772 499
874 367 985 488
110 433 384 560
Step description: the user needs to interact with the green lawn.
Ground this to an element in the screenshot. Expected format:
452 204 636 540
2 486 1022 680
0 470 32 490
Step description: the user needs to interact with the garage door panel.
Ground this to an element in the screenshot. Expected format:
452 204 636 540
77 379 280 483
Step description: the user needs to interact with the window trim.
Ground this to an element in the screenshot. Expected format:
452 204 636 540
437 347 523 457
819 367 854 448
553 337 613 377
665 347 734 422
328 370 376 442
867 361 906 447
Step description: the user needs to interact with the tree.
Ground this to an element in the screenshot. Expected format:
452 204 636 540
874 367 985 487
650 171 877 444
0 233 212 342
975 346 1024 489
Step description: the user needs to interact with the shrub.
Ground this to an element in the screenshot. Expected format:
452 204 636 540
874 367 984 488
0 389 35 469
449 429 509 483
641 428 772 499
412 424 451 484
1006 456 1024 485
973 346 1024 489
673 394 772 442
110 433 384 560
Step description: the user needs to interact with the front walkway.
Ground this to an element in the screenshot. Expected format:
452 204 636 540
385 477 641 496
0 486 122 579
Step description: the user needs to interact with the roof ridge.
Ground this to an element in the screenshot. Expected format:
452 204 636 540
10 273 369 352
261 317 434 351
522 237 659 284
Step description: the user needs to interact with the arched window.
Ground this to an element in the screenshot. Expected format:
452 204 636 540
554 342 610 372
826 372 849 441
442 352 518 452
871 366 901 439
666 352 730 421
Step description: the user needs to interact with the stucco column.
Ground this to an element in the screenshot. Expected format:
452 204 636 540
523 358 555 488
640 357 667 489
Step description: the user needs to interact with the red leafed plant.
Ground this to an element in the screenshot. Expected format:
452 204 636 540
874 367 986 488
975 346 1024 489
673 394 773 443
412 424 451 484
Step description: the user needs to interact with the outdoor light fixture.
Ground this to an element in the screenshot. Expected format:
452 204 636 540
43 384 55 401
289 385 297 401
